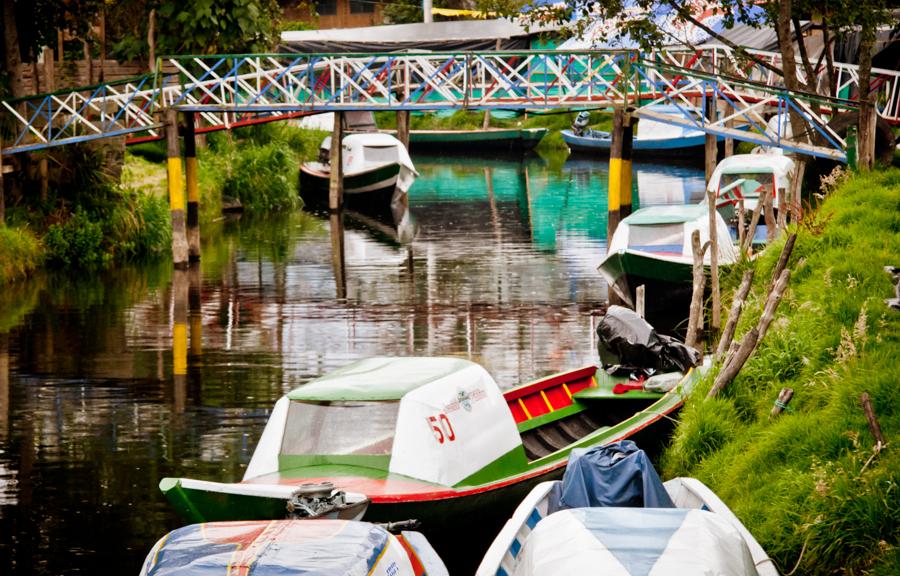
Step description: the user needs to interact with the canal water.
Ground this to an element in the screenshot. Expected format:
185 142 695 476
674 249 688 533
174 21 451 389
0 155 703 575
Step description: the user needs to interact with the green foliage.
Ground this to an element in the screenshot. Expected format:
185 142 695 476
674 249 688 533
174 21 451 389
44 209 107 268
0 226 44 285
127 141 168 164
223 143 300 213
662 167 900 574
156 0 281 54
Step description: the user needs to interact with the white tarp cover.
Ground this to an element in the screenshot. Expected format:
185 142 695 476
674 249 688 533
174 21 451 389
389 362 522 487
139 520 414 576
513 508 758 576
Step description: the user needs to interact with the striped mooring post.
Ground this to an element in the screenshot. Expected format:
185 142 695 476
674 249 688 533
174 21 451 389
183 112 201 262
607 107 634 242
165 108 189 268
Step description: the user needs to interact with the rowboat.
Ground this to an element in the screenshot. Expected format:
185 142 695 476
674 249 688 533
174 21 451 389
477 441 778 576
139 518 449 576
160 356 709 573
299 132 418 216
597 203 738 309
404 128 547 153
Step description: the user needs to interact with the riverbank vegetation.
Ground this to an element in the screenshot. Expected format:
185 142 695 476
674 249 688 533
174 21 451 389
661 166 900 574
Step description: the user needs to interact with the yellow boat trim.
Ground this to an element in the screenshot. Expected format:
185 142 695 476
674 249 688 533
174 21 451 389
540 390 553 411
562 382 573 399
518 398 532 420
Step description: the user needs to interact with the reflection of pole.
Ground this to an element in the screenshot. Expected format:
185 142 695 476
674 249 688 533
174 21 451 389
184 111 201 262
0 333 8 439
188 264 202 357
172 269 188 413
166 109 189 268
607 108 633 242
329 112 344 212
329 211 346 299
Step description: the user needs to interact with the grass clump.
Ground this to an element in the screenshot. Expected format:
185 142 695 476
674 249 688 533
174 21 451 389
661 167 900 574
223 143 300 213
0 226 44 284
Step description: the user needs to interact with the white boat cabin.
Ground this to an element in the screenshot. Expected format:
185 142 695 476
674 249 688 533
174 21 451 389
243 357 523 488
708 153 795 220
317 132 417 178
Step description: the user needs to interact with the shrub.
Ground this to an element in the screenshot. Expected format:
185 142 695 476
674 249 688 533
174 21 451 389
0 226 44 284
222 143 300 213
44 209 106 268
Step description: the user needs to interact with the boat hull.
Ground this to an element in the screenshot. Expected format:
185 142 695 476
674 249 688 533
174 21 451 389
561 128 709 155
406 128 547 153
299 162 402 218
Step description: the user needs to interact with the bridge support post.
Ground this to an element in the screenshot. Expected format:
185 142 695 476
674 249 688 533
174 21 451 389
607 107 633 242
183 112 201 262
329 111 344 212
165 108 189 268
396 111 410 149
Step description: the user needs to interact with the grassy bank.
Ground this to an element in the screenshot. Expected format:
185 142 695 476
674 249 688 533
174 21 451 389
661 167 900 574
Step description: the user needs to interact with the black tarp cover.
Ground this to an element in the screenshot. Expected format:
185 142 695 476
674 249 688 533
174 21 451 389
596 305 701 373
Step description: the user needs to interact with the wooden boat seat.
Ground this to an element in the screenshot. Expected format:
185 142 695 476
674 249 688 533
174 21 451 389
521 411 609 461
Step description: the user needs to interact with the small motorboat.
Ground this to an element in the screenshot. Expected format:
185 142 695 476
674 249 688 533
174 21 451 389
708 152 796 222
160 355 709 573
476 440 778 576
597 203 738 309
562 106 712 156
139 518 449 576
299 132 418 218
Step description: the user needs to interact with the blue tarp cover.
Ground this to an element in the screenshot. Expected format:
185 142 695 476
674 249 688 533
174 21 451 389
558 440 675 509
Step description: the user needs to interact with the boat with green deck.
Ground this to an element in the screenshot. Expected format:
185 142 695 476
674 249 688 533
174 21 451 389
160 356 709 571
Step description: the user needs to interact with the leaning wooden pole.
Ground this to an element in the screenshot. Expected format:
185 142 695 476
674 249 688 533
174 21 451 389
607 108 634 241
741 186 768 256
716 268 755 359
183 111 201 262
860 392 886 450
165 108 189 268
329 111 344 212
685 230 709 350
707 188 721 332
769 233 797 292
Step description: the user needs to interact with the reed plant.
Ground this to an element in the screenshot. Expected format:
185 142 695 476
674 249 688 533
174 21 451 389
661 167 900 574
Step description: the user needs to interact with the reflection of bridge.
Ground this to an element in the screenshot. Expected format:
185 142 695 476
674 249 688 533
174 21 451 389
3 46 898 160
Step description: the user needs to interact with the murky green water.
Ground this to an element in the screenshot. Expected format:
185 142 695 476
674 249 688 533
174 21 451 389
0 155 703 574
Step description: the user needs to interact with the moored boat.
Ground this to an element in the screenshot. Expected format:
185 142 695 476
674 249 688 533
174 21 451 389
708 152 796 224
139 518 449 576
299 132 418 218
160 355 709 573
477 441 778 576
404 127 547 153
597 203 738 309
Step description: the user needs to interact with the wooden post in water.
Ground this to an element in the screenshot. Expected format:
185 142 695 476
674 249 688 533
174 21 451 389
40 47 54 202
704 95 717 185
329 112 344 212
330 211 347 299
607 108 634 241
165 108 189 268
396 111 410 149
183 112 201 262
172 268 188 413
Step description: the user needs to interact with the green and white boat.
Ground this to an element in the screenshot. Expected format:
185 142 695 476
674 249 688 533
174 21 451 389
405 127 547 153
598 204 738 308
160 356 709 571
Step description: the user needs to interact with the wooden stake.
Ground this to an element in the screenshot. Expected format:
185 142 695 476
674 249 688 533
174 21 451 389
396 110 410 149
635 285 645 318
776 187 787 231
764 184 776 242
736 198 745 250
741 186 768 256
757 269 791 344
769 233 797 292
770 387 794 417
704 95 717 185
686 230 710 350
716 268 755 359
329 111 344 212
707 188 721 332
860 392 885 450
708 327 758 398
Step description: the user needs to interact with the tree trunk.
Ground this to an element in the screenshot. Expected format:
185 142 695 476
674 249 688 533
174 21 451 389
857 23 876 171
2 0 23 97
148 9 157 72
775 0 807 144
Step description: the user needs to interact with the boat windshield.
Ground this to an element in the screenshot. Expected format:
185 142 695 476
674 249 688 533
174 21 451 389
280 400 399 456
719 172 775 200
363 145 399 164
628 223 684 254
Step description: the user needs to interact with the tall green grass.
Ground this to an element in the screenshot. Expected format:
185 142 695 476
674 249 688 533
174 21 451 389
661 167 900 574
0 226 44 284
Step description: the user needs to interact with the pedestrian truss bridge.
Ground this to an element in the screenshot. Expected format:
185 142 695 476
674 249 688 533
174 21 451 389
3 46 899 161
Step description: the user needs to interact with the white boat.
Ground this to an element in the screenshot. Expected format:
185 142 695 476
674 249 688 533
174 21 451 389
597 203 738 308
299 132 418 217
477 441 778 576
708 152 796 221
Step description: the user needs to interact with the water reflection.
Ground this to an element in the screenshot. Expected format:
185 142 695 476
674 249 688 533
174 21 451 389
0 155 703 575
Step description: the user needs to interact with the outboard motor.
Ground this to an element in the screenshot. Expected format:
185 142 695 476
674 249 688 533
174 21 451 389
287 482 350 519
572 111 591 136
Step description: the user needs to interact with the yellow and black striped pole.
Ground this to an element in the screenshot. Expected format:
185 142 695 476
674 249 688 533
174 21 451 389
607 107 634 241
172 268 189 413
165 108 189 267
184 111 201 262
